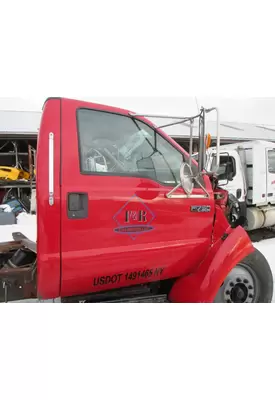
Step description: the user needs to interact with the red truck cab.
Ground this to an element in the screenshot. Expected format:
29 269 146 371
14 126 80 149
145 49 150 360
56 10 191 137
30 97 272 303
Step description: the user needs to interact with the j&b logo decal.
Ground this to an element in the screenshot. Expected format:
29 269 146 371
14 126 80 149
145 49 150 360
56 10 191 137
113 194 155 240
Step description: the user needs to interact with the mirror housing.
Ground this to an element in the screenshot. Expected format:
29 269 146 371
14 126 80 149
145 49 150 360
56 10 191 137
228 171 234 181
180 162 194 195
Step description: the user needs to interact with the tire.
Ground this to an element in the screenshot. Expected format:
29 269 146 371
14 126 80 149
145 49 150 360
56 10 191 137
214 248 273 303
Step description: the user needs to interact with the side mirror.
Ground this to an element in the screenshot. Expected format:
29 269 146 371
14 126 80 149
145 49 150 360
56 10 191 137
228 172 234 181
180 162 194 195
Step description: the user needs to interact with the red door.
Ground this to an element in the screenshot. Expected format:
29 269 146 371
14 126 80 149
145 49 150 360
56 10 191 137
60 98 215 298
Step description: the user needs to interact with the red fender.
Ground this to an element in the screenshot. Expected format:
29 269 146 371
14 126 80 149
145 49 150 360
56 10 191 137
168 225 254 303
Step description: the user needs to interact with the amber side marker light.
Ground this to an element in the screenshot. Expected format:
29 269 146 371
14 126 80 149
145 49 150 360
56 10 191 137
205 133 212 149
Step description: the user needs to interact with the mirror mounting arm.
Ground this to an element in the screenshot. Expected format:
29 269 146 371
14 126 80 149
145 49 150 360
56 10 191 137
195 175 210 197
166 181 210 199
166 182 187 199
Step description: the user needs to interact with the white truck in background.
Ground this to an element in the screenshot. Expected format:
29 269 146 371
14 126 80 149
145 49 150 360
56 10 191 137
203 140 275 232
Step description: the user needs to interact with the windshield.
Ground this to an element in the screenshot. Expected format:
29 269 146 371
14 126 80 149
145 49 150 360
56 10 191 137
268 149 275 173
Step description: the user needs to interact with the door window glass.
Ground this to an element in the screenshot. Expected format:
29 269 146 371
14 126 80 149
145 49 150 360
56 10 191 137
77 108 198 186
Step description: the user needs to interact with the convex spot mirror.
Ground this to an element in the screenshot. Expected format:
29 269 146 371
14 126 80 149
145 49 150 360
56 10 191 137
180 162 194 195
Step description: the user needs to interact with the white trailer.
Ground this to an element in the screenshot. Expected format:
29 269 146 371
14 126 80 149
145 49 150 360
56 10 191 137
205 140 275 231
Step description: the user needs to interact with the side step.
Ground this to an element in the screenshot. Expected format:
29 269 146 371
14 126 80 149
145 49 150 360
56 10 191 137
61 283 172 303
103 294 168 303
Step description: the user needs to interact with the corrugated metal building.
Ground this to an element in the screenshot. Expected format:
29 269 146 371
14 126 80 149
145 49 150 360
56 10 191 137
149 118 275 151
1 110 275 150
0 110 40 138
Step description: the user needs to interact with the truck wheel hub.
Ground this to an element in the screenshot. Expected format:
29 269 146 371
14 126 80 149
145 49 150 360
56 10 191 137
221 265 257 303
230 283 248 302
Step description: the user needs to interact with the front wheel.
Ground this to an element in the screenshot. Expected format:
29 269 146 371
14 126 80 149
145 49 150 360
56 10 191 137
214 248 273 303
